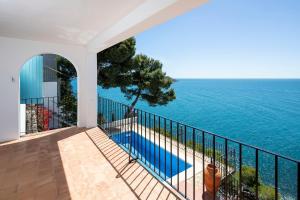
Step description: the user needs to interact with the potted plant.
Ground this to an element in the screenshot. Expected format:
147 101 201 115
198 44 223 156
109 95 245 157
204 164 222 194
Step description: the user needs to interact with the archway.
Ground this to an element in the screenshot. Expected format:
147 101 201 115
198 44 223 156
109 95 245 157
19 54 78 134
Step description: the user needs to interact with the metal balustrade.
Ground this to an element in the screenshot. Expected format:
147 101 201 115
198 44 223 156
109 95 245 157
21 96 77 134
98 96 300 200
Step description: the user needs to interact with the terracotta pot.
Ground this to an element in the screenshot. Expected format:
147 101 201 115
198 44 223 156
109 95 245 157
204 164 222 194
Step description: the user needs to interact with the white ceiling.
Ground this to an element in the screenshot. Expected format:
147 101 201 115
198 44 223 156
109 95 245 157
0 0 207 52
0 0 144 45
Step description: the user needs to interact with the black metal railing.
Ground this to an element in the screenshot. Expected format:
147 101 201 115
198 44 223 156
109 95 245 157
97 96 300 200
20 96 77 134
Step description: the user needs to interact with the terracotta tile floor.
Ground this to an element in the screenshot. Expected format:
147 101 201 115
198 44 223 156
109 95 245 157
0 127 184 200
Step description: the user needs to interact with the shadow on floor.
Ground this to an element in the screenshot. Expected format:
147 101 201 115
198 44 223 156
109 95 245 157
86 129 183 200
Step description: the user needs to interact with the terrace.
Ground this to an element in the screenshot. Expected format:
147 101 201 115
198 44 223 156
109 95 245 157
2 96 299 200
0 0 299 200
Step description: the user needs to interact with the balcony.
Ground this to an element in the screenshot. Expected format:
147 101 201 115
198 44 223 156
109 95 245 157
0 1 299 199
1 96 299 199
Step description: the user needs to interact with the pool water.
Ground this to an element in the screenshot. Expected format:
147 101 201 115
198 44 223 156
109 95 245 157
111 131 192 179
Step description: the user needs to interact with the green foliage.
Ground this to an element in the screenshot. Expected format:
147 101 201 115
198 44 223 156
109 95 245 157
205 148 223 159
237 166 260 188
152 127 175 139
232 166 280 200
56 57 77 125
186 140 224 161
97 38 176 112
97 113 106 125
187 141 203 152
258 184 278 200
152 127 224 161
56 57 77 79
97 37 136 88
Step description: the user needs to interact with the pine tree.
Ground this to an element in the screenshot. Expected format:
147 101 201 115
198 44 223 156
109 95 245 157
97 37 176 115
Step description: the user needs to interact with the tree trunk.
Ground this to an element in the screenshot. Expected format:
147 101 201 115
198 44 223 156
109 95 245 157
129 92 140 113
125 90 141 117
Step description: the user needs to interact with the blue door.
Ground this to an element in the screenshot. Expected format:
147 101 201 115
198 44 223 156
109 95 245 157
20 56 43 103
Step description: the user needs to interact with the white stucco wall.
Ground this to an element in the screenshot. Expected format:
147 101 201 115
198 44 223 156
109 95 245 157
0 36 97 141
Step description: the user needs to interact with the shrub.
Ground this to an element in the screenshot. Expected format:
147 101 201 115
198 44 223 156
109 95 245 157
231 166 280 200
152 127 175 139
241 166 259 188
259 184 279 200
186 140 203 152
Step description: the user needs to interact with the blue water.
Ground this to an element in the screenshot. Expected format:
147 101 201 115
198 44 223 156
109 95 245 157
98 79 300 161
111 131 192 179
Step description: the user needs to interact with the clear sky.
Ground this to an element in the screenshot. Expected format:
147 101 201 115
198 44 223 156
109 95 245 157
135 0 300 79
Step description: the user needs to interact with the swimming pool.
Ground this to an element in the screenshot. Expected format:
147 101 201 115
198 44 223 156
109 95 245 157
111 131 192 179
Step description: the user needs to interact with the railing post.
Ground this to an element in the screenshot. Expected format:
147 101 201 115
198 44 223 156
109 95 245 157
102 97 104 125
184 125 187 198
128 106 134 163
52 97 54 129
36 98 39 131
158 116 161 176
30 98 33 132
213 135 216 200
239 144 242 199
140 110 143 161
144 111 147 163
154 115 156 173
255 149 259 200
193 128 196 200
42 98 45 131
47 97 50 130
164 118 167 181
275 155 278 200
118 101 120 140
177 123 180 189
134 109 137 156
170 120 173 185
297 162 300 200
148 113 151 168
120 104 123 145
225 139 228 200
57 97 60 128
138 110 141 159
202 131 205 199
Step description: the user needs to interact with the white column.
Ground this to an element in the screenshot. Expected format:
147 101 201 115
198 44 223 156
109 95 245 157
77 52 97 128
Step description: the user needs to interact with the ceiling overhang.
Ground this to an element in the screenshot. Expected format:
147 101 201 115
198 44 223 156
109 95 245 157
0 0 208 53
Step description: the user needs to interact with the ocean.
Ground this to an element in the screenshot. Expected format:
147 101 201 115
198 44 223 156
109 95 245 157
97 79 300 161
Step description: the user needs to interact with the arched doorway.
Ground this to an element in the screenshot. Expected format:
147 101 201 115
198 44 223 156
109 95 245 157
19 54 78 134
